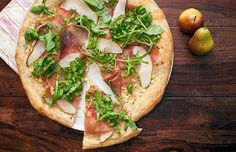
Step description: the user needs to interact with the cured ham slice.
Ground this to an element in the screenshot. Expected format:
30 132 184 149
150 46 161 65
59 24 89 58
87 64 118 103
27 41 45 66
132 46 153 88
60 0 98 23
56 7 72 19
103 70 121 81
98 38 123 54
112 0 127 20
85 107 113 135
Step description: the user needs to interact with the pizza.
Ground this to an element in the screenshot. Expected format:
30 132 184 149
15 0 173 149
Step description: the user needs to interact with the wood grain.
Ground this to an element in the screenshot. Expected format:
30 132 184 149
0 97 236 151
0 0 236 151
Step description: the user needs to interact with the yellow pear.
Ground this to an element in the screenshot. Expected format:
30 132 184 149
188 27 214 56
179 8 204 34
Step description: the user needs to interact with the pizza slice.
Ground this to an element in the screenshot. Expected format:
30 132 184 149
16 0 173 149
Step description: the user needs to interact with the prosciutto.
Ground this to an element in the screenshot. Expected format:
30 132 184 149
59 24 89 59
85 106 113 135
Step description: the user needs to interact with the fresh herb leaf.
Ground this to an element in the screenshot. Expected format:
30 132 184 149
83 0 104 11
92 91 137 130
39 27 59 54
109 5 164 48
127 83 134 94
30 0 54 15
145 25 164 35
24 28 40 44
32 55 58 79
122 53 148 77
44 59 87 105
88 51 116 72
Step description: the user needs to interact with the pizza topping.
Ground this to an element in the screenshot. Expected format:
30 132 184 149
150 46 161 65
59 52 83 68
85 106 113 135
60 0 98 23
57 99 77 114
110 73 122 95
121 51 147 78
112 0 127 20
87 64 118 103
98 38 123 54
32 55 58 79
89 90 137 131
44 59 86 106
27 41 46 66
110 6 163 48
30 0 54 15
103 70 121 81
25 27 40 45
100 130 113 142
126 82 134 94
132 46 152 88
59 24 89 58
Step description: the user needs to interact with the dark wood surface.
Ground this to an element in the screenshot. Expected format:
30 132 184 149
0 0 236 151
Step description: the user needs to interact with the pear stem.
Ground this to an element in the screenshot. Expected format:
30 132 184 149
205 21 209 29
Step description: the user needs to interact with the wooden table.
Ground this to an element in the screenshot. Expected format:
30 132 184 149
1 0 236 151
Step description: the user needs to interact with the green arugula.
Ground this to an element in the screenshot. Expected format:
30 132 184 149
127 83 134 94
109 5 164 48
92 91 137 131
122 53 148 77
44 59 87 106
32 55 58 79
39 27 59 54
88 51 116 72
30 0 54 15
24 28 40 44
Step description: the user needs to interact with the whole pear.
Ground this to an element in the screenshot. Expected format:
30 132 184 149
179 8 204 34
188 27 214 56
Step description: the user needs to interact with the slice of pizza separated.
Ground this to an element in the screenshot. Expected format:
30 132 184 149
15 0 173 149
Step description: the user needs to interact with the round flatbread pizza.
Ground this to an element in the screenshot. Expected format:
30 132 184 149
16 0 173 149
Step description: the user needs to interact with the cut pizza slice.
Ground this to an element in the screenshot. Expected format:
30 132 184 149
81 64 141 149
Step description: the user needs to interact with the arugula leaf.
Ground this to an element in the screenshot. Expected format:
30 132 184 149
109 5 164 48
97 15 112 28
32 55 58 79
88 51 116 72
122 53 148 77
92 91 137 131
145 25 164 35
24 28 40 44
44 59 87 105
30 0 54 15
127 83 134 94
83 0 104 11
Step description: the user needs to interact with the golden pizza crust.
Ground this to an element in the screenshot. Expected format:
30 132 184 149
83 128 142 149
15 0 173 149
